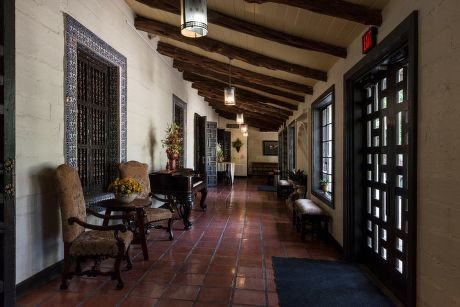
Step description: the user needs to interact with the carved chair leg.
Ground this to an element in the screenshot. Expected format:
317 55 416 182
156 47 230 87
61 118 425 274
168 218 174 241
60 244 71 290
113 257 124 289
125 245 132 270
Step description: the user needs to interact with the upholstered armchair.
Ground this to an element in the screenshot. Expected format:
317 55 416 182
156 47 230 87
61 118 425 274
118 161 174 240
55 164 133 290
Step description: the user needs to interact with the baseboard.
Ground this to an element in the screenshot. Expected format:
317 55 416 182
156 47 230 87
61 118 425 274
16 260 63 298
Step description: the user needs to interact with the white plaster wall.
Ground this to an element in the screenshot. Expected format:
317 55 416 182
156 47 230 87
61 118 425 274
15 0 217 283
286 0 460 305
218 117 248 176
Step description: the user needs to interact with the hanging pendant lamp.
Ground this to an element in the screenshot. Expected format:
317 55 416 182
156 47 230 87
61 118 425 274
243 131 248 137
181 0 208 38
236 113 244 124
224 59 236 106
240 124 248 133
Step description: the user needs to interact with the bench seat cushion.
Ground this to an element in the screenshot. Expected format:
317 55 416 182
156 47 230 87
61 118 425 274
279 180 290 186
294 199 324 215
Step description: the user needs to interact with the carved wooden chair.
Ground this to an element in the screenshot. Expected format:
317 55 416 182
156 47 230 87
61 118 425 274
118 161 174 240
55 164 133 290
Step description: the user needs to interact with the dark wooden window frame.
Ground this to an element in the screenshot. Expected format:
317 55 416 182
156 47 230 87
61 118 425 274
287 121 296 170
1 0 15 305
311 85 335 208
343 12 418 306
173 95 187 168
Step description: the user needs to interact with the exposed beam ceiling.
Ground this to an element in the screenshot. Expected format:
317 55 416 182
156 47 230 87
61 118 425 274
157 42 313 94
211 107 280 131
174 61 305 103
244 0 382 26
190 79 297 111
193 86 291 119
135 0 347 58
135 17 327 81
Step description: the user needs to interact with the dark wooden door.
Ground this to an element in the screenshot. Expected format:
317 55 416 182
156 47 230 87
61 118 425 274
362 57 412 300
0 1 15 306
206 122 217 187
194 114 207 176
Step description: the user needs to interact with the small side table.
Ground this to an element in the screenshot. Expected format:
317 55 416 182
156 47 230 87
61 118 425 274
98 198 152 260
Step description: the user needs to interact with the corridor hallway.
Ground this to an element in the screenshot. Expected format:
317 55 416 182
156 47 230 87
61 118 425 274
17 178 340 307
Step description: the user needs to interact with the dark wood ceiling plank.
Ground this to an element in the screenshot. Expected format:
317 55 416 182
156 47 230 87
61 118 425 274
135 0 347 57
175 61 305 102
211 106 280 131
190 79 297 111
196 88 290 119
157 42 312 94
244 0 382 26
135 17 327 81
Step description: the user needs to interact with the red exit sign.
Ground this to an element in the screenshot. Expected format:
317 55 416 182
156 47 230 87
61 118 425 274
362 27 378 54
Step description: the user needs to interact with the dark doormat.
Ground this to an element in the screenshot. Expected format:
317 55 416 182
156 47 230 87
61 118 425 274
272 257 395 307
257 185 277 192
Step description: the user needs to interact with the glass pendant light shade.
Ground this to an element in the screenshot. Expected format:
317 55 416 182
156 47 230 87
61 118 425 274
243 131 248 137
236 113 244 124
240 124 248 133
224 86 236 106
181 0 208 38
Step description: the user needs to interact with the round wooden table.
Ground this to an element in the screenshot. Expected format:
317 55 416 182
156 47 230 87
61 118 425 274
98 198 152 260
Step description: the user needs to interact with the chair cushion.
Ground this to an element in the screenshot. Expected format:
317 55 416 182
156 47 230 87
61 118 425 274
70 230 133 257
127 207 172 223
279 180 290 186
294 199 324 215
56 164 87 243
144 208 173 223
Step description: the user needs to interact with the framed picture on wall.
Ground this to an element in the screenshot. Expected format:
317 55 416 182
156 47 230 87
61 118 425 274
263 141 279 156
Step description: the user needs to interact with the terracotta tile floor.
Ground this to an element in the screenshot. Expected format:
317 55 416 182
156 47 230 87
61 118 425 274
17 178 341 307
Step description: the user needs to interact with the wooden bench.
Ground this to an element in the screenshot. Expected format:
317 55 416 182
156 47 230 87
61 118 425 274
251 162 278 176
293 199 330 241
277 179 293 200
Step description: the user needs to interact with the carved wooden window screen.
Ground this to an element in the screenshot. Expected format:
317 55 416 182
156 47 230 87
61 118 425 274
77 49 110 193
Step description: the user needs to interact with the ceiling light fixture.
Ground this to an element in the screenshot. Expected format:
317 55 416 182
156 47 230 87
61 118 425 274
180 0 208 38
243 131 248 137
240 124 248 133
236 113 244 124
224 59 236 106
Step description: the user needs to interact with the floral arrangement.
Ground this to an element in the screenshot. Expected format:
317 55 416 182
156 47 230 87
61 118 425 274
216 143 224 162
109 177 142 196
161 123 183 156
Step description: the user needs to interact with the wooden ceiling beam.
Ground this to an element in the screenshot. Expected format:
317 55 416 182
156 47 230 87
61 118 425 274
190 78 297 111
196 89 290 120
135 0 347 57
175 61 305 103
244 0 382 26
201 94 289 122
135 17 327 81
205 99 285 126
157 42 312 94
211 106 280 131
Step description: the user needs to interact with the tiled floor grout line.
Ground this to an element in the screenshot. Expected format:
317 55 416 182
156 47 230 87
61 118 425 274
229 189 248 306
112 207 213 306
191 213 231 306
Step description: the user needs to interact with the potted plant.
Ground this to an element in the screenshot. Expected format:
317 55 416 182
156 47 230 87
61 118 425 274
232 138 243 153
288 169 307 186
320 179 329 193
161 123 183 170
109 177 142 203
216 143 224 162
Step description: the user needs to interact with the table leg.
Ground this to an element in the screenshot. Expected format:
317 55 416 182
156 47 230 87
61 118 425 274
136 208 149 260
102 209 112 226
182 195 193 230
199 188 207 211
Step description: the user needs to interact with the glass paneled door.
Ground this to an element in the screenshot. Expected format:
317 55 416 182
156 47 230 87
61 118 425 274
363 57 411 298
